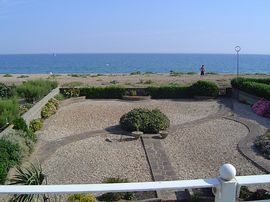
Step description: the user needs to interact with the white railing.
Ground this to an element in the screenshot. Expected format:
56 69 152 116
0 164 270 202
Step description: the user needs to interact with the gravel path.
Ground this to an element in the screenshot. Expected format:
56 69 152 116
40 99 220 141
42 134 151 184
162 118 264 180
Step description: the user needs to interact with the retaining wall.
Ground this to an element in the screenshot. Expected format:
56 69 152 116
0 87 59 138
232 88 261 105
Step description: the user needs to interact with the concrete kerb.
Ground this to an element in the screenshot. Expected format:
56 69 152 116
224 116 270 174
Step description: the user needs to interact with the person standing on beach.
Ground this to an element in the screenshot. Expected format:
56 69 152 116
200 65 205 76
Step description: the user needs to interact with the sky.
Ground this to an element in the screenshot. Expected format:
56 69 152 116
0 0 270 54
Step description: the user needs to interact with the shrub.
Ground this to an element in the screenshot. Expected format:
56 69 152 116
19 103 33 115
41 98 59 119
62 88 80 98
0 99 19 129
147 85 191 99
68 194 98 202
3 74 12 77
29 119 43 132
120 108 170 134
16 80 58 103
239 186 270 200
0 139 22 184
80 86 125 99
3 130 34 158
12 117 28 131
10 163 46 201
54 93 65 101
130 71 141 75
17 75 29 78
0 83 13 98
254 130 270 159
100 178 135 201
48 98 59 109
190 80 219 97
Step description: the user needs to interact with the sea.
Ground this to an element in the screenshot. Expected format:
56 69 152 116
0 53 269 74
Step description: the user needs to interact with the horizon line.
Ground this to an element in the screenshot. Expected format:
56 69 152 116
1 52 270 56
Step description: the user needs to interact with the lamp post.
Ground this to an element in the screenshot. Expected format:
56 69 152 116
235 46 241 99
235 46 241 80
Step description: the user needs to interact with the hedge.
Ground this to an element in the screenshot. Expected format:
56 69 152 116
80 86 126 99
231 77 270 100
146 86 191 99
231 77 270 89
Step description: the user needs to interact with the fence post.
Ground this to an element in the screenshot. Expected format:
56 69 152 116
214 164 237 202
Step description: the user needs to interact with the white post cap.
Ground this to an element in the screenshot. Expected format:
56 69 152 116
220 164 236 181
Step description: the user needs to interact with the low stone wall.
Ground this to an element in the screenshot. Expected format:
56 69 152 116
232 88 261 105
22 87 60 125
0 87 59 138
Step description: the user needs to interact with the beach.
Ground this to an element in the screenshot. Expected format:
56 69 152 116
1 73 270 87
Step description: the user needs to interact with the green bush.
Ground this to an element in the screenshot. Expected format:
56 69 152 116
41 98 59 119
0 99 19 129
16 80 58 103
0 139 22 184
62 88 80 98
12 117 28 131
29 119 43 132
3 130 34 159
120 108 170 134
190 80 219 97
80 86 125 99
147 85 191 99
3 74 12 77
0 83 13 98
68 193 98 202
100 178 135 201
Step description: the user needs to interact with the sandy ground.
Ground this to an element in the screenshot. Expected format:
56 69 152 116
40 99 221 141
1 73 270 87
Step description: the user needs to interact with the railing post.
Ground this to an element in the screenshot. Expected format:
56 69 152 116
214 164 237 202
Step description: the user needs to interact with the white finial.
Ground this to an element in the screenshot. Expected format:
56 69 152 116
220 164 236 181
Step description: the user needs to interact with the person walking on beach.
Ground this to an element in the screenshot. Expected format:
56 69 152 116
200 65 205 76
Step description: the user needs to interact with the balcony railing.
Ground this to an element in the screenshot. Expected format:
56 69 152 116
0 164 270 202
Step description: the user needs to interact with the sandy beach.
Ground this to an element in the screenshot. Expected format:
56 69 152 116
1 73 270 87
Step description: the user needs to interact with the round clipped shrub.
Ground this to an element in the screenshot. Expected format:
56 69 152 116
29 119 43 132
191 80 219 97
67 193 98 202
120 108 170 134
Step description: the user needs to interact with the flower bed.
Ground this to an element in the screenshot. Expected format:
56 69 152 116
252 99 270 118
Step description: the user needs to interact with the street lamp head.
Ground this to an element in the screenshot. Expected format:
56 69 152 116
235 46 241 53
